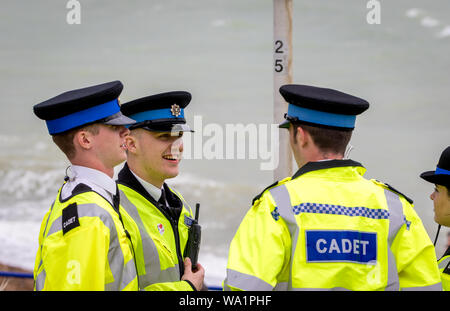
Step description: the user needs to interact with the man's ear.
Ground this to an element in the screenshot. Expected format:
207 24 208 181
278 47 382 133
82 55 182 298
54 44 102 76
74 129 94 151
291 125 308 147
125 134 137 154
296 126 309 148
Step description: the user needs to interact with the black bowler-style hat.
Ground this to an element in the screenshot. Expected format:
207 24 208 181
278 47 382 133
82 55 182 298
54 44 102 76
121 91 193 132
33 80 136 135
278 84 370 130
420 146 450 187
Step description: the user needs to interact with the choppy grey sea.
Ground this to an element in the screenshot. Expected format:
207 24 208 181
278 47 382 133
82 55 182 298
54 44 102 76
0 0 449 285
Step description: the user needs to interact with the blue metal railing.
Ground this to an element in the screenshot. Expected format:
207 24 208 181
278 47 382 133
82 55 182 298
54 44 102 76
0 271 33 279
0 271 222 290
207 285 222 291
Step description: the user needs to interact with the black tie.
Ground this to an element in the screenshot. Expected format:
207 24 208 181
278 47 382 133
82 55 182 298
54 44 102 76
158 188 167 206
159 188 178 219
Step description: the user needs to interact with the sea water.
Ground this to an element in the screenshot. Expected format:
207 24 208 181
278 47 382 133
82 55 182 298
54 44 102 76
0 0 449 286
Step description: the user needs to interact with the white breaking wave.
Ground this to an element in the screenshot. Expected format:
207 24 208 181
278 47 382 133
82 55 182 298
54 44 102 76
0 220 40 271
405 8 450 39
437 25 450 38
405 8 422 19
421 16 440 28
0 168 63 200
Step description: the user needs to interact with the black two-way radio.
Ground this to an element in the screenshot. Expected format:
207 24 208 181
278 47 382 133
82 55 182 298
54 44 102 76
184 203 201 270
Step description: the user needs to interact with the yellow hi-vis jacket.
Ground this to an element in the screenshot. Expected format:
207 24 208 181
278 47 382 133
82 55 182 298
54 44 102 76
224 160 442 291
117 164 195 291
33 183 138 291
438 247 450 291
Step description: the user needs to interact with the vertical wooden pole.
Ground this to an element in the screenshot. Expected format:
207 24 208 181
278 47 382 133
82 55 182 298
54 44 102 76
273 0 293 181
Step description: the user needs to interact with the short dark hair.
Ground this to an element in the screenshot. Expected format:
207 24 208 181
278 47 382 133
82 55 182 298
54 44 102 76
292 122 353 155
51 124 100 159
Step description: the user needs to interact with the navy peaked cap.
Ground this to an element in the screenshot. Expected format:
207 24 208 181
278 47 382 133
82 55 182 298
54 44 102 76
420 146 450 187
33 80 135 135
279 84 370 130
121 91 192 132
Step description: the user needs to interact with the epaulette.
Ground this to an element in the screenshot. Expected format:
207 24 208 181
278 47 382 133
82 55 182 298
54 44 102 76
374 179 414 204
252 181 279 206
71 183 92 196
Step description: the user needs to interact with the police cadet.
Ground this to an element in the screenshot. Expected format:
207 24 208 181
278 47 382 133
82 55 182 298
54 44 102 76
420 146 450 291
32 81 139 291
117 91 205 291
224 84 442 291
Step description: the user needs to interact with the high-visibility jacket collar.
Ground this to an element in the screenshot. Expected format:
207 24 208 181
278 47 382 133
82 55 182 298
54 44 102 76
117 163 183 219
292 159 365 180
441 246 450 260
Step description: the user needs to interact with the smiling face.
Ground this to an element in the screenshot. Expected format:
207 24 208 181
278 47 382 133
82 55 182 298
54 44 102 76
126 128 184 188
430 184 450 227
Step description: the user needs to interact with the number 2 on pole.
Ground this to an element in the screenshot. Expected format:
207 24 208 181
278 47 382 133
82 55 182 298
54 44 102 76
275 40 284 53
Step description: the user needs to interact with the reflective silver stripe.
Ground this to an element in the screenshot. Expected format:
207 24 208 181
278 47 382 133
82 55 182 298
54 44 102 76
36 200 54 291
119 189 180 287
385 249 398 291
35 268 46 291
43 203 136 291
224 269 274 291
159 266 180 282
385 190 404 245
384 189 404 291
274 282 288 291
102 205 131 291
438 256 450 270
37 200 56 289
79 203 134 291
42 200 55 238
119 191 162 286
401 283 442 291
122 259 137 289
46 216 62 237
223 278 231 291
269 184 298 291
105 258 137 291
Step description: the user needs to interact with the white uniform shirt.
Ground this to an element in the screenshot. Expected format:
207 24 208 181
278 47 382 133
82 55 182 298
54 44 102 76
130 169 165 203
60 165 117 205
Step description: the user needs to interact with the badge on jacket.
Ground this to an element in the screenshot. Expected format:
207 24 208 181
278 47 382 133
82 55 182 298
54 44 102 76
157 223 165 235
306 230 377 265
62 202 80 235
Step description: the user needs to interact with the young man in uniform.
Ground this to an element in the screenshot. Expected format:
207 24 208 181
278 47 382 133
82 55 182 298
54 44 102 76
118 91 205 291
33 81 138 290
420 146 450 290
224 84 442 291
